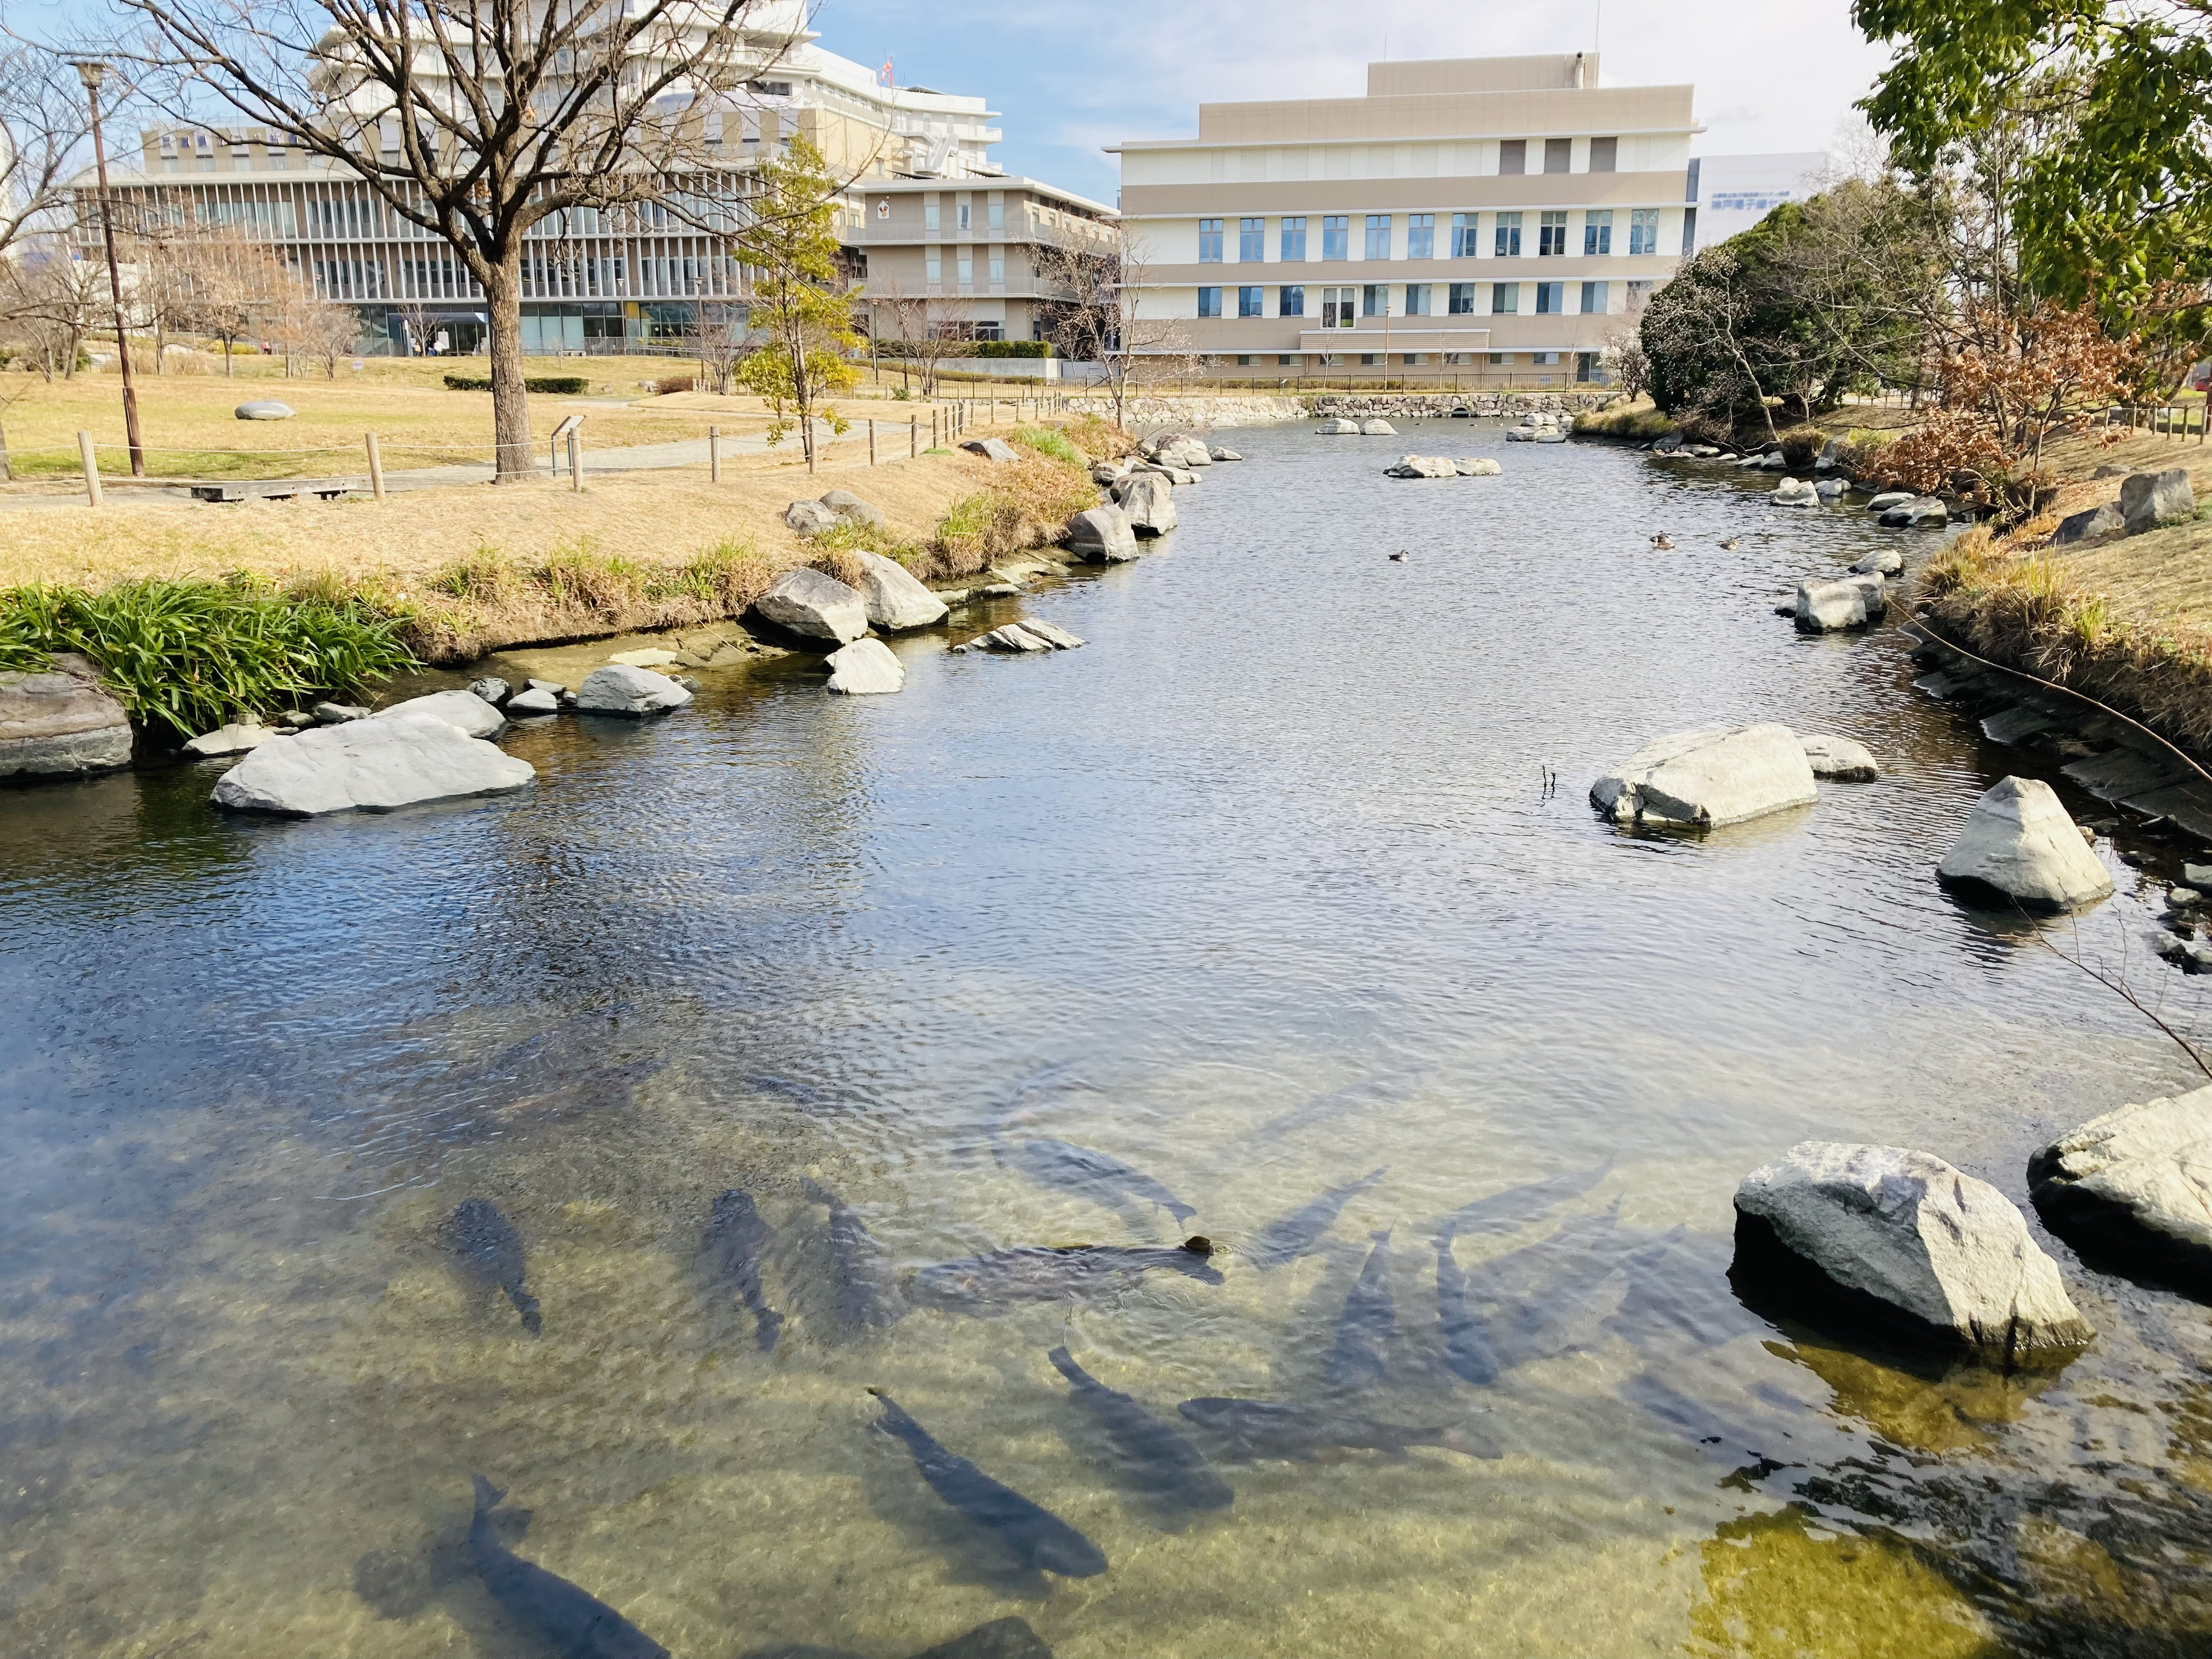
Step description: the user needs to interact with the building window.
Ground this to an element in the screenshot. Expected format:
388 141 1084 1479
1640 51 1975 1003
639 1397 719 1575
1403 353 1425 365
1499 139 1526 176
1238 285 1263 317
988 199 1005 230
1577 351 1601 382
1629 208 1660 256
1584 210 1612 256
1535 351 1561 365
1494 212 1522 257
1282 217 1307 261
1581 280 1609 314
1448 212 1475 258
989 250 1006 284
1448 281 1476 314
924 199 940 232
1492 281 1519 314
957 201 972 230
1198 285 1222 318
1544 137 1571 174
957 249 973 284
1406 213 1434 259
1279 284 1305 316
1538 211 1567 256
1404 283 1431 315
1236 354 1252 365
1240 217 1265 261
1682 208 1699 253
1359 353 1377 365
1590 137 1618 173
1278 354 1298 365
925 247 941 281
1198 218 1223 262
1362 282 1388 317
1536 281 1564 313
1364 215 1392 259
1322 216 1348 259
1321 285 1356 327
1489 352 1506 363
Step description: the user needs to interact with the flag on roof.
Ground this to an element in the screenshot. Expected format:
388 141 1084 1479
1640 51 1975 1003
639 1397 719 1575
878 56 893 88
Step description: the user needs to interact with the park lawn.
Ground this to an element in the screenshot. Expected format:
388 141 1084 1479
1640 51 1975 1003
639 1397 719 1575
0 353 793 481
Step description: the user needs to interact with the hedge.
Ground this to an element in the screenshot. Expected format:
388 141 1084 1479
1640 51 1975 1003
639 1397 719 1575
872 340 1052 360
442 373 592 394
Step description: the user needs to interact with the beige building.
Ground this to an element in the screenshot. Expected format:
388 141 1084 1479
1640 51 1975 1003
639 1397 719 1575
1111 54 1697 383
850 177 1116 349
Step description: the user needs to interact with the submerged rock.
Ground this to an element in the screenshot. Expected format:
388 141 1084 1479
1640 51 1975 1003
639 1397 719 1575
1880 496 1951 527
1800 733 1880 781
1207 445 1244 462
1733 1140 2092 1364
211 713 535 816
577 664 693 715
1591 723 1819 830
184 721 279 757
2030 1086 2212 1295
1795 580 1869 633
606 648 678 669
852 550 947 630
825 637 905 695
373 689 506 740
1865 491 1914 513
754 569 870 644
1314 417 1362 435
1937 776 2113 911
0 653 134 778
468 676 511 706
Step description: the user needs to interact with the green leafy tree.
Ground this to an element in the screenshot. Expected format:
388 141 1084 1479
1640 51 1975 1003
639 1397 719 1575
736 135 857 471
1854 0 2212 360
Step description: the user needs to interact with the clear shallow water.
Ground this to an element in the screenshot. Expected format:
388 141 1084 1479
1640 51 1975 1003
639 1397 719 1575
5 424 2212 1658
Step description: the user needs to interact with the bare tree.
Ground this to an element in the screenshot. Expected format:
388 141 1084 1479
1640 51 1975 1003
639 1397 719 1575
0 46 88 268
867 276 977 398
1034 225 1192 431
103 0 785 478
0 240 104 380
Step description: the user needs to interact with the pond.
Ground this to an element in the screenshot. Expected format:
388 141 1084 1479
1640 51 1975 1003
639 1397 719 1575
4 421 2209 1658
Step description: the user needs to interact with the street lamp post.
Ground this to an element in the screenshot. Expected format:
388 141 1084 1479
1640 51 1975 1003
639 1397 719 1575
71 60 145 478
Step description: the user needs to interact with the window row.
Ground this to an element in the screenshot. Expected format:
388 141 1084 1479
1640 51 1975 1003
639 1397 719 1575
1196 209 1666 262
923 247 1010 284
1226 349 1610 380
1195 281 1616 319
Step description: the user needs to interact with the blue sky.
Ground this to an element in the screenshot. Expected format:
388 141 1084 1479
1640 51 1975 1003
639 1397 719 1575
812 0 1896 205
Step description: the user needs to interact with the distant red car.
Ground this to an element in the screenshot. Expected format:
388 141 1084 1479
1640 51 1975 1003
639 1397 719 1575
2194 360 2212 392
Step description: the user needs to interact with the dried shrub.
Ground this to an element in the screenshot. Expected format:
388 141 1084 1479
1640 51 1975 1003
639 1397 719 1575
655 374 696 394
537 543 647 614
1779 427 1822 467
1059 413 1136 462
430 546 520 605
808 545 868 588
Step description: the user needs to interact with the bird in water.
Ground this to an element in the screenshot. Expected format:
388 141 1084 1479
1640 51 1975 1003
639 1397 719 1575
1389 550 1409 562
1650 534 1675 550
1718 537 1741 551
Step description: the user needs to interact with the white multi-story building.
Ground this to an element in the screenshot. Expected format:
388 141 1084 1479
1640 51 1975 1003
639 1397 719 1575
1684 153 1832 251
1110 54 1699 386
68 4 1097 354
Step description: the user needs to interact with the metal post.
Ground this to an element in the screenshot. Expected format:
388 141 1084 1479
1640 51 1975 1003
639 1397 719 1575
77 430 101 506
550 435 560 477
71 63 144 478
365 431 385 500
709 425 721 483
568 428 583 492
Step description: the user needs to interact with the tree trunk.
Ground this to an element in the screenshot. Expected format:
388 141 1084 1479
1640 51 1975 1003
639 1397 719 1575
484 255 533 482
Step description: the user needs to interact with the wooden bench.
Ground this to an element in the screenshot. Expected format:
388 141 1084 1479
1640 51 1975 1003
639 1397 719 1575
190 478 360 503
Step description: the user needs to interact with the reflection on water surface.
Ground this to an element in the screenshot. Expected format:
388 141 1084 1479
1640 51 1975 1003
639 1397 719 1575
5 422 2212 1656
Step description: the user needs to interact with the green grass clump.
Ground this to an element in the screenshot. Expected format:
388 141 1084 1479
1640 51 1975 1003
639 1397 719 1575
1009 426 1084 469
0 577 417 736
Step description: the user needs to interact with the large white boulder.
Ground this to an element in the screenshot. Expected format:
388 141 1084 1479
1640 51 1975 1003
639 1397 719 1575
1795 580 1869 633
1734 1141 2092 1363
211 713 534 816
1773 477 1820 506
1937 776 2113 911
1112 472 1178 537
1065 505 1139 563
372 688 505 740
1454 458 1503 476
1591 723 1819 829
1314 417 1362 435
2030 1086 2212 1290
1359 418 1397 436
1386 454 1459 478
824 636 905 695
184 721 277 757
1799 733 1880 782
2120 467 2193 534
578 664 692 715
0 652 134 778
753 568 869 644
852 550 947 630
1149 435 1212 469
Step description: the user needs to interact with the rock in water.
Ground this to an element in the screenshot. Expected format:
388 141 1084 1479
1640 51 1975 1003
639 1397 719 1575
1799 733 1880 781
975 623 1054 654
1324 1230 1396 1389
373 688 507 740
754 569 870 644
1009 619 1084 650
825 637 905 696
1795 580 1869 633
1064 505 1139 563
1111 472 1178 537
577 665 693 716
1385 454 1459 478
211 714 535 816
469 677 511 706
852 551 947 630
1590 724 1819 830
705 1190 785 1351
1732 1141 2092 1364
1046 1346 1233 1511
1772 478 1819 506
444 1199 542 1333
0 652 134 780
1848 548 1905 577
469 1477 668 1658
1207 446 1244 462
1453 458 1503 476
1937 776 2113 911
506 687 560 716
184 721 277 757
2121 467 2194 534
2029 1085 2212 1294
1359 418 1397 436
1865 492 1914 513
868 1390 1108 1578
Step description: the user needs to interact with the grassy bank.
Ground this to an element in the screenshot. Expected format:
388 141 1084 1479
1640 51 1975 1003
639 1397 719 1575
1917 430 2212 748
0 416 1127 729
